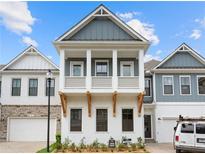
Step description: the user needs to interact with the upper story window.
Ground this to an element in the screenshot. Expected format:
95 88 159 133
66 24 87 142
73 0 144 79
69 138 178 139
70 109 82 132
145 78 151 97
163 76 174 95
12 78 21 96
96 109 108 132
120 61 134 76
29 79 38 96
122 109 133 132
198 76 205 95
95 60 109 76
46 78 55 96
70 61 84 76
180 76 191 95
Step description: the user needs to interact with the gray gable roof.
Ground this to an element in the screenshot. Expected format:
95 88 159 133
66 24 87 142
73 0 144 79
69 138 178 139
145 59 160 71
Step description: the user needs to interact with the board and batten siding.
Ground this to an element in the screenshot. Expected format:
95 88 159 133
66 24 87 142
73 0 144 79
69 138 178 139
65 58 139 77
7 54 57 70
159 52 205 68
155 74 205 102
67 17 136 41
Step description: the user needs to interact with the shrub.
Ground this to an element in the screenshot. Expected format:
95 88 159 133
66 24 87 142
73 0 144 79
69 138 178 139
79 137 86 149
55 133 61 150
130 143 137 151
137 137 145 149
117 143 127 151
71 143 76 152
91 139 100 149
62 137 71 151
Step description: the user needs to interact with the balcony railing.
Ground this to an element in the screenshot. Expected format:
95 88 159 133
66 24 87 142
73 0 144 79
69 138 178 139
118 76 139 88
65 76 86 88
64 76 139 89
92 76 112 88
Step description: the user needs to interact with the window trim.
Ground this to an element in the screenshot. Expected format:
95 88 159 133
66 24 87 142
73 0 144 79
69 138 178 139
70 61 84 77
95 60 109 76
120 61 134 77
197 75 205 96
95 108 108 133
69 108 83 132
121 108 134 132
28 78 38 96
179 75 191 96
145 78 152 97
11 78 21 96
162 75 174 96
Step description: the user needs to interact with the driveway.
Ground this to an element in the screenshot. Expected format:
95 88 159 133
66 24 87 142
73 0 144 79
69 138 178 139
0 142 46 153
146 143 175 153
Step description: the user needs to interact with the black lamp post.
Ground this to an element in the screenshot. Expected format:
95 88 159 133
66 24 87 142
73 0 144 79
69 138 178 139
47 69 52 152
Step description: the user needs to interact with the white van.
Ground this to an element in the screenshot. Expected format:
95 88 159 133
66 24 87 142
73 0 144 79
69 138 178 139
174 116 205 153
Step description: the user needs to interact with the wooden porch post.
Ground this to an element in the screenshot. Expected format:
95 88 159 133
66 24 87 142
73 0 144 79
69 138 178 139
137 92 144 116
59 91 67 117
86 91 92 117
112 91 117 117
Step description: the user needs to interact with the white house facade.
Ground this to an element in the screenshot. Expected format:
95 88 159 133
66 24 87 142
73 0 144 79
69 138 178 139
54 4 150 144
0 46 61 141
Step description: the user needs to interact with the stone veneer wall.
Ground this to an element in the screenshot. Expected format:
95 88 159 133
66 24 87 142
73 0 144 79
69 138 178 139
0 105 61 141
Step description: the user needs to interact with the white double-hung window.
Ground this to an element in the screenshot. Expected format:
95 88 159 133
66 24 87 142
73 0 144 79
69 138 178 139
70 61 84 77
163 76 174 95
95 60 109 76
120 61 134 76
180 76 191 95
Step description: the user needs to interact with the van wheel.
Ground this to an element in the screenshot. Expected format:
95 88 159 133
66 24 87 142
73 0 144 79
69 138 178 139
176 149 181 153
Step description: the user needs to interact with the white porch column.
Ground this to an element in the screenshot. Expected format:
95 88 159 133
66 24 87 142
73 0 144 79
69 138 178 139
60 49 65 90
86 49 91 90
139 49 145 91
112 49 118 90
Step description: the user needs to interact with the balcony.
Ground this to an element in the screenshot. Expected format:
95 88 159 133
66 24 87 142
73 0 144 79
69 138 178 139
118 76 139 88
65 76 86 88
60 48 144 93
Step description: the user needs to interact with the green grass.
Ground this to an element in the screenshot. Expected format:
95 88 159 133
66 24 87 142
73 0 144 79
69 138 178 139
37 143 56 153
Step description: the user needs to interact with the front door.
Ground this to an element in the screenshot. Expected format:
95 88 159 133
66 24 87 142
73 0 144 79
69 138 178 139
144 115 152 138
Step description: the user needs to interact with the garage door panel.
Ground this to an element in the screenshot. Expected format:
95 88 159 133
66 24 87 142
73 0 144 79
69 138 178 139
9 118 56 141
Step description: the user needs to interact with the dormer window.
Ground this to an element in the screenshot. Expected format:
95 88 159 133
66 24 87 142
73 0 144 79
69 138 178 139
95 60 109 76
70 61 84 77
120 61 134 76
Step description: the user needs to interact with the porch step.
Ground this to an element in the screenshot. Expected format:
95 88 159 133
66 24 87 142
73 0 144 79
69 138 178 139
145 139 155 143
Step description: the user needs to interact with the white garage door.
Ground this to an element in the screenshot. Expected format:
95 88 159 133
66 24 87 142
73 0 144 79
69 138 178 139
157 119 177 143
8 118 57 141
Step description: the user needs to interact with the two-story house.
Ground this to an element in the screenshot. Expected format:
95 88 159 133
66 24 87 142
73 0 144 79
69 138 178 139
0 46 60 141
54 4 150 144
152 43 205 143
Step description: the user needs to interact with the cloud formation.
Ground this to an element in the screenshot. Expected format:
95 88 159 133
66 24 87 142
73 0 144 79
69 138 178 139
0 2 36 34
127 19 160 45
144 54 160 62
22 36 38 47
116 11 141 21
189 29 201 40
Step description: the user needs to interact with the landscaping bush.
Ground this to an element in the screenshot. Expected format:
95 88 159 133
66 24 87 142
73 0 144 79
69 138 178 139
137 137 145 149
55 133 62 150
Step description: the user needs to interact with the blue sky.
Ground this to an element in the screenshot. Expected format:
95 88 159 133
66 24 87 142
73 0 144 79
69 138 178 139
1 1 205 65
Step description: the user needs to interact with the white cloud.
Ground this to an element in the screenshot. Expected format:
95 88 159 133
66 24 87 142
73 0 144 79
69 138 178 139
127 19 159 45
22 36 38 47
144 54 160 62
195 18 205 27
116 11 141 20
156 50 162 55
189 29 201 40
0 2 35 34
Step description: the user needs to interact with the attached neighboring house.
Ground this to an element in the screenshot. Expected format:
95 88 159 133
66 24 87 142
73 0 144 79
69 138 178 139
54 4 150 144
152 43 205 143
0 46 60 141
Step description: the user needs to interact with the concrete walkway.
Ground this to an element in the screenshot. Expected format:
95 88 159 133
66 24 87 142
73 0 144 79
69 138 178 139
146 143 175 153
0 142 46 153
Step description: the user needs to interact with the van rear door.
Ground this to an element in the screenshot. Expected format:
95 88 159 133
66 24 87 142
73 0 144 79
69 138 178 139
195 122 205 148
179 123 195 147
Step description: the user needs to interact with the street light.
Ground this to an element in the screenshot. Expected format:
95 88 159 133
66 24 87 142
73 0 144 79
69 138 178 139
46 69 52 152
